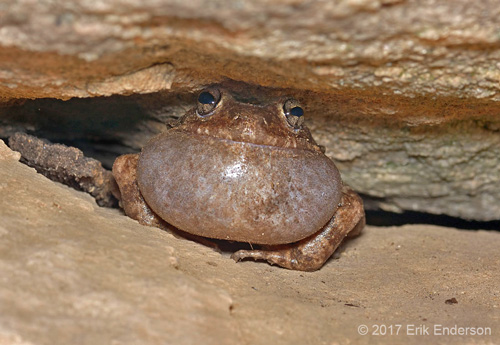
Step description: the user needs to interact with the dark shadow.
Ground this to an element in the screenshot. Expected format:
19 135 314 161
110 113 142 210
366 209 500 231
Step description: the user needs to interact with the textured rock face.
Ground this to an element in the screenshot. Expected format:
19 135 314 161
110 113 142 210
8 132 117 207
1 140 499 344
2 0 500 100
0 0 499 221
311 116 500 221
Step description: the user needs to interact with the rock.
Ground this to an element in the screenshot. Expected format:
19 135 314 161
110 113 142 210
311 116 500 221
1 0 500 100
0 139 237 344
8 132 117 207
1 140 499 344
0 1 499 219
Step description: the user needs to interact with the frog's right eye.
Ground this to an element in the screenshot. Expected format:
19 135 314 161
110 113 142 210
197 88 221 116
282 98 305 130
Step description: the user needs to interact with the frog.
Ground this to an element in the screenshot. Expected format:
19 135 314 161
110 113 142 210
112 85 365 271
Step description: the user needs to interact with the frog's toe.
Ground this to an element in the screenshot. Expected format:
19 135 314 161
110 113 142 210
231 249 265 262
231 249 314 271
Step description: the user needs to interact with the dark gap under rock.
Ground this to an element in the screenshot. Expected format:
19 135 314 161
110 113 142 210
0 92 191 168
366 210 500 231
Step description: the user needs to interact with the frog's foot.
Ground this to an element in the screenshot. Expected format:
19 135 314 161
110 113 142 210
231 185 365 271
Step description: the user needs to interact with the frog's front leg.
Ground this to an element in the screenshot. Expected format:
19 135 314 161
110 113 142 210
112 154 168 229
231 185 365 271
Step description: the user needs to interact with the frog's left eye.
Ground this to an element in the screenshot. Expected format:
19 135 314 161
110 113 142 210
283 99 305 129
197 88 221 116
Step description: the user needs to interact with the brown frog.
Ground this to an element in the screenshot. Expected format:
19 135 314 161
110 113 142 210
112 86 365 271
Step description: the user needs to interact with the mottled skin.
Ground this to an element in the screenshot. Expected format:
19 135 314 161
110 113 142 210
112 86 365 271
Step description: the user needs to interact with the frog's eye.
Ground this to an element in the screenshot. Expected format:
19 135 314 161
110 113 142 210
283 99 305 129
197 88 221 116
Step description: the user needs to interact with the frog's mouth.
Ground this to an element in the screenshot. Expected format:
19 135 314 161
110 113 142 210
176 128 321 153
215 134 320 153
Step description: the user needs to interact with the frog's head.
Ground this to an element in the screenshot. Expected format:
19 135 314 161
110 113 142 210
174 86 322 152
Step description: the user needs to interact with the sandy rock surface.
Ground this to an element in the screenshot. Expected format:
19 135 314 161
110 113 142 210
1 140 498 344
